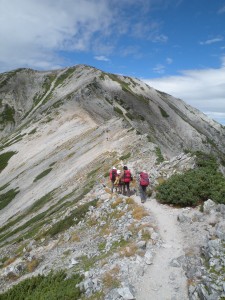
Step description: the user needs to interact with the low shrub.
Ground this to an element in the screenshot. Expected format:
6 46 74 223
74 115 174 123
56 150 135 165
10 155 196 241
155 147 164 164
156 152 225 207
0 270 83 300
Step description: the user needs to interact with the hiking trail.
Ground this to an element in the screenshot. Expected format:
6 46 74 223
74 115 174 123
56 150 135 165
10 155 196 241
133 196 189 300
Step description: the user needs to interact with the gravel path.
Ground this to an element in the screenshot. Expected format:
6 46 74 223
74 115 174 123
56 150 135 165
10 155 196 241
134 197 189 300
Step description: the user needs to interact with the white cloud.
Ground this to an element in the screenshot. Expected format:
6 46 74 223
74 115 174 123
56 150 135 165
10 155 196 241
144 56 225 125
199 36 223 45
0 0 113 71
94 55 110 61
0 0 170 72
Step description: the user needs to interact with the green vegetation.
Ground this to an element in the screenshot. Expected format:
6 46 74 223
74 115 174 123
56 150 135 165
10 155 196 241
156 151 225 207
87 167 101 178
125 112 134 120
99 73 105 80
136 94 149 105
138 115 145 121
33 168 53 182
0 188 19 210
52 100 64 109
0 183 9 192
54 68 75 87
119 152 131 160
28 128 37 135
27 191 55 213
0 270 83 300
114 106 123 115
0 211 47 243
0 184 97 244
155 147 164 164
0 151 17 172
158 106 169 118
147 135 153 142
45 198 98 237
0 104 15 123
34 73 57 106
108 74 131 92
0 70 18 89
2 134 26 148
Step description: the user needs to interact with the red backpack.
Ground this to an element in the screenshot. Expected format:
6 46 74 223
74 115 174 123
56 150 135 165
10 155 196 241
110 169 117 181
140 172 150 186
123 170 132 183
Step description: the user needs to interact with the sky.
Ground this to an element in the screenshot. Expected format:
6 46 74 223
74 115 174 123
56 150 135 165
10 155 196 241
0 0 225 125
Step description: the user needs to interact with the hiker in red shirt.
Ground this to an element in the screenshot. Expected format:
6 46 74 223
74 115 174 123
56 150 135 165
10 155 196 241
119 165 132 196
139 170 150 203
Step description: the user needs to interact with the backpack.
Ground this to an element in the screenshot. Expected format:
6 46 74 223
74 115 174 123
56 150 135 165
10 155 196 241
110 169 117 181
123 170 132 183
140 172 150 186
114 176 120 186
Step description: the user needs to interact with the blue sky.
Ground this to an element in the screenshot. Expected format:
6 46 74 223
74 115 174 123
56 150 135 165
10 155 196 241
0 0 225 125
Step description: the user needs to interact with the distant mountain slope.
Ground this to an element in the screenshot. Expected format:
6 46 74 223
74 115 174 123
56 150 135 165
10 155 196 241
0 65 225 158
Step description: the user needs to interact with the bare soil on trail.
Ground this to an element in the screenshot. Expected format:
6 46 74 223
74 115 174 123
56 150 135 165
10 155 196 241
133 196 189 300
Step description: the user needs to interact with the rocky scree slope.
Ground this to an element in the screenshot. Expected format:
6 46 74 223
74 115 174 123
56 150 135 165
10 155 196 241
1 153 225 300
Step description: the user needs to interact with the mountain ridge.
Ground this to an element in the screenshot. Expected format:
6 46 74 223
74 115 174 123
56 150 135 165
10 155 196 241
0 64 225 299
1 65 225 157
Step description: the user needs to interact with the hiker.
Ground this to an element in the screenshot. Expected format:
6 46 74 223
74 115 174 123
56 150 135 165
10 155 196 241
114 169 122 193
139 170 150 203
109 167 117 193
119 165 132 196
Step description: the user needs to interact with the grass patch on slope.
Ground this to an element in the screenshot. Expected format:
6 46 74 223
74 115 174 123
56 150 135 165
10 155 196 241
0 188 19 210
119 152 131 161
0 151 17 172
0 183 10 192
0 184 95 244
0 210 48 244
0 104 15 124
33 168 53 182
27 190 55 213
158 106 169 118
44 198 98 237
0 270 83 300
155 147 164 164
